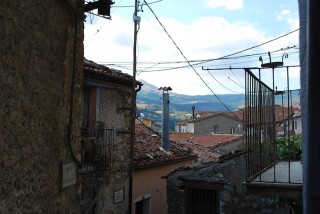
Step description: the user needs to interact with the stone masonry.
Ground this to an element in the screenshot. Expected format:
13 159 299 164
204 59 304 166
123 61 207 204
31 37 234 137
167 153 291 214
0 0 84 213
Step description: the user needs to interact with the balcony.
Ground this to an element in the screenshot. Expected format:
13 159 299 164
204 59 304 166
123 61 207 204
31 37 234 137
243 65 302 199
79 122 114 174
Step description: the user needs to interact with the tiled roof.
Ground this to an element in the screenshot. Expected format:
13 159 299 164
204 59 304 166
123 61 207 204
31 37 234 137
134 124 197 169
196 111 216 118
83 59 142 87
170 133 194 140
192 111 243 123
173 133 243 164
174 139 220 164
274 105 301 122
190 133 243 148
135 125 244 167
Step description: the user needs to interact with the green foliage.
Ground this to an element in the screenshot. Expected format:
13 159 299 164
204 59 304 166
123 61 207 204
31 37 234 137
277 133 302 160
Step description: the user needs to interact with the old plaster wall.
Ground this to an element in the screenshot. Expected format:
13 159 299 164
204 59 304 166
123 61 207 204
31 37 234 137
167 153 288 214
81 86 133 214
194 115 243 135
132 160 193 214
0 0 84 213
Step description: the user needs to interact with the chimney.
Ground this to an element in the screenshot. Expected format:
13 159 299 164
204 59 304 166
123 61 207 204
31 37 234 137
192 105 195 119
158 87 172 152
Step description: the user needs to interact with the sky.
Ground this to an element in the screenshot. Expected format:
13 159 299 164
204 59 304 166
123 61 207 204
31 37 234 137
84 0 300 96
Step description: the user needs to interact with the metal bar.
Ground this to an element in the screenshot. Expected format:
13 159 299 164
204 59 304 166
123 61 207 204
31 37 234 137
272 67 276 183
202 65 300 71
245 71 249 180
259 69 263 182
287 67 291 183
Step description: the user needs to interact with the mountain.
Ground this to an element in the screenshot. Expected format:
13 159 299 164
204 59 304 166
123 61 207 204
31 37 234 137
136 80 245 129
136 80 301 130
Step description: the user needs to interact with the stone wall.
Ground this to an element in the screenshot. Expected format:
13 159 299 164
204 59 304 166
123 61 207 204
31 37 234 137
81 85 133 214
0 0 84 213
167 153 289 214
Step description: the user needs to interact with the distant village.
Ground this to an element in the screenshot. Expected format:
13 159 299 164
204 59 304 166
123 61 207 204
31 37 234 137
1 1 308 214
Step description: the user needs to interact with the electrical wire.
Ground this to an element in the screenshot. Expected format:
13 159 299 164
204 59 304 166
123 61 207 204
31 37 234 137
96 47 299 73
143 0 236 116
207 70 242 94
228 76 245 89
111 0 164 8
84 0 123 48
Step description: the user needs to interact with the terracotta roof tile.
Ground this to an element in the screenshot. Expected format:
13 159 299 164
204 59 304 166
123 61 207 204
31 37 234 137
134 124 196 168
170 133 194 140
84 59 142 87
191 133 243 148
192 111 243 123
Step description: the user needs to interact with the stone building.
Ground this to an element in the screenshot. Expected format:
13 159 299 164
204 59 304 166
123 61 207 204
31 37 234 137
166 152 291 214
1 0 84 213
81 59 142 214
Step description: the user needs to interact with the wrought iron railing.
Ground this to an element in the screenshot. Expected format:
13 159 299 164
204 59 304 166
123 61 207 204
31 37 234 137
245 69 277 180
80 125 114 174
244 64 302 184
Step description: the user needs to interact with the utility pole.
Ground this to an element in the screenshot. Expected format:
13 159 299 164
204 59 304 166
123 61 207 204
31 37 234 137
130 0 139 213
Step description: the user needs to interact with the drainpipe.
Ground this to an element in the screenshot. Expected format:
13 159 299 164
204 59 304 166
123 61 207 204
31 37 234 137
62 0 82 167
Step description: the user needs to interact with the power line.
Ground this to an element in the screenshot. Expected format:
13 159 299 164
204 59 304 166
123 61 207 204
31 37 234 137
95 46 299 67
97 48 299 73
228 76 245 89
84 0 124 48
207 70 242 94
143 0 235 115
130 51 299 73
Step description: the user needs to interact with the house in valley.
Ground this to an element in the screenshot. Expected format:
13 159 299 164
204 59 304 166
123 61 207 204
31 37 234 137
175 111 244 135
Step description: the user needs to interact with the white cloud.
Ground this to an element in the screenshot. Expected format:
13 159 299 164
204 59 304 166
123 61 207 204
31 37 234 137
84 13 300 95
277 9 291 21
277 9 299 30
207 0 243 11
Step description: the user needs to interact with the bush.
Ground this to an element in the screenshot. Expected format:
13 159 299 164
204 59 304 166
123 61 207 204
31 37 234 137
277 133 302 160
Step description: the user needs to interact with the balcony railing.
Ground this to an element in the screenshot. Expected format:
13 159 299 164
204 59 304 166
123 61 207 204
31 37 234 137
244 66 302 185
80 123 114 174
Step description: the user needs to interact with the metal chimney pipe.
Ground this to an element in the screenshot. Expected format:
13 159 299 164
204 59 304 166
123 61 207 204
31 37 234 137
192 105 195 119
158 86 172 152
161 92 169 151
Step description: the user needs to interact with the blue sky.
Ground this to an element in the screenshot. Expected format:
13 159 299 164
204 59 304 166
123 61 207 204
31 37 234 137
84 0 300 95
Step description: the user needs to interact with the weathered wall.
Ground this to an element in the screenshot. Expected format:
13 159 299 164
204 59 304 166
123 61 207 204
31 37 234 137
213 139 244 155
167 153 289 214
194 115 243 135
132 160 193 214
0 0 84 213
81 85 133 214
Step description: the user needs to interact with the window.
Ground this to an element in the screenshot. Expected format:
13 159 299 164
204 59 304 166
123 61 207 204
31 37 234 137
213 125 219 133
294 121 298 131
83 87 100 129
229 127 237 134
135 194 151 214
186 187 219 214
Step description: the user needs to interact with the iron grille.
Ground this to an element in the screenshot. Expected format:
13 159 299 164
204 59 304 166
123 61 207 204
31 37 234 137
244 66 302 184
80 126 114 174
245 69 277 180
186 187 219 214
